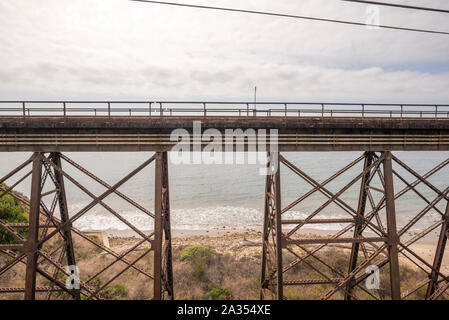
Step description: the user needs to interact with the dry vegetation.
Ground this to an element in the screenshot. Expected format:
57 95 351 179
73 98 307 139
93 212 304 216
0 231 439 300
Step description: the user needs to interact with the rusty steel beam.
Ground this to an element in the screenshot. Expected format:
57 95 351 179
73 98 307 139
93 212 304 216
281 218 355 224
345 152 373 300
153 153 163 300
426 201 449 298
1 116 449 152
24 153 43 300
153 152 173 300
0 286 64 293
274 153 283 300
283 279 344 285
51 152 80 300
284 237 387 246
382 151 401 300
260 165 271 299
260 153 283 300
161 152 174 299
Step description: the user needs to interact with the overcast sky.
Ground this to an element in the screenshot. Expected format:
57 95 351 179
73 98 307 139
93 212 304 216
1 0 448 102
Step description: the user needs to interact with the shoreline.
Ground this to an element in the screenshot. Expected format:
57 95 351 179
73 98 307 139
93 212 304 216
99 227 448 274
98 227 441 245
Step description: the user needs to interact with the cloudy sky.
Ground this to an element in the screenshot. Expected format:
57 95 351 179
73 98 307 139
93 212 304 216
1 0 448 102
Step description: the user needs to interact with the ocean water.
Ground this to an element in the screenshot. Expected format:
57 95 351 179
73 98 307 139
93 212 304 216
0 151 447 234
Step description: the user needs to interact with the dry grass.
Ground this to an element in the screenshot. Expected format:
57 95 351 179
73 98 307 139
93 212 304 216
0 232 442 300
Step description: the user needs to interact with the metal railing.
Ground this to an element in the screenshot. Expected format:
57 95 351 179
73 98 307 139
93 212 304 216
0 101 448 119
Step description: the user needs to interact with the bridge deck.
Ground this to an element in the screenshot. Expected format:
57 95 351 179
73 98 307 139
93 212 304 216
0 116 448 152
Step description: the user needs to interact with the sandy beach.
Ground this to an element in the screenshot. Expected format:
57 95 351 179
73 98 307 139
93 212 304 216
105 227 449 274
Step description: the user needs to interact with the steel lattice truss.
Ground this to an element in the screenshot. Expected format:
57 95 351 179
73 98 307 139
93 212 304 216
0 152 173 300
0 151 448 300
260 151 449 300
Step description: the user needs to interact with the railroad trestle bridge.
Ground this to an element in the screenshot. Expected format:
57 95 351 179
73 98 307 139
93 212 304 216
0 101 448 300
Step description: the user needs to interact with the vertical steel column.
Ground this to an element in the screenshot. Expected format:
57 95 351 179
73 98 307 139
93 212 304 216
153 152 163 300
24 153 43 300
345 152 373 300
260 165 271 299
260 152 282 300
274 153 283 300
161 152 174 299
426 200 449 299
52 152 80 300
382 151 401 300
153 151 173 300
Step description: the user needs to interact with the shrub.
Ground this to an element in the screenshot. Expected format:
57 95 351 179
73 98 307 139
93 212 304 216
86 276 128 300
180 246 216 262
101 283 128 300
204 285 233 300
0 190 28 244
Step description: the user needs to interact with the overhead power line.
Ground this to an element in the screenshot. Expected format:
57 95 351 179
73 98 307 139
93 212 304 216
129 0 449 36
340 0 449 14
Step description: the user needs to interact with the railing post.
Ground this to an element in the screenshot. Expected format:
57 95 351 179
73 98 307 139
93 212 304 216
149 102 152 117
63 102 66 117
435 105 438 119
203 103 206 117
362 104 364 118
160 103 163 116
108 102 111 117
284 104 287 117
22 102 26 118
400 105 403 119
247 104 249 117
322 104 324 118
